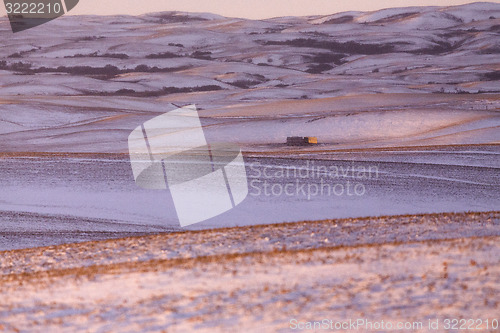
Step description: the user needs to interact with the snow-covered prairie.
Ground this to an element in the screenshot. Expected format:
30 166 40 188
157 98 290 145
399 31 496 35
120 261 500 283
0 3 499 331
0 151 498 251
0 3 499 248
0 212 498 332
0 3 499 153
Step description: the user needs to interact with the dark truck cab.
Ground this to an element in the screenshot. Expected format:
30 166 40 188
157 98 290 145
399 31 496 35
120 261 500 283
286 137 318 146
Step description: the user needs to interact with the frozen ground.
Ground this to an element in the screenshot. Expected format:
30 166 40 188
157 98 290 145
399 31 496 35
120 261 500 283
0 3 499 154
1 2 499 99
0 3 499 331
0 148 498 251
0 2 499 153
0 5 499 250
0 94 498 154
0 212 498 332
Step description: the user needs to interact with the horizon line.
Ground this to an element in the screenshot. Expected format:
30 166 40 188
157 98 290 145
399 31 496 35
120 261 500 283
1 1 499 21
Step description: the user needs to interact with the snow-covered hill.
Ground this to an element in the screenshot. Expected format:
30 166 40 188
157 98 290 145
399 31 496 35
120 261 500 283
0 2 499 152
1 3 499 96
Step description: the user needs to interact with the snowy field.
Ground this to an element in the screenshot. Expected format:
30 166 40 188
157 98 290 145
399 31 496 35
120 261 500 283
0 4 499 248
0 150 498 251
0 2 499 331
0 212 498 332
